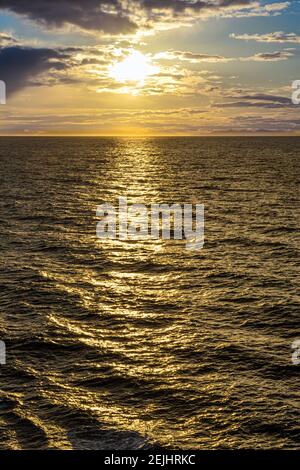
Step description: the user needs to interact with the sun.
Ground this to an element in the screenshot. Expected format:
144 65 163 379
109 51 158 84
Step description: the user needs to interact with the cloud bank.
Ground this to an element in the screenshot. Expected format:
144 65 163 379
0 1 291 34
0 46 70 95
231 31 300 43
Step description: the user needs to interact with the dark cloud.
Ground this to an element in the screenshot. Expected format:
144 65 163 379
0 46 69 95
243 50 294 61
140 0 252 12
240 94 292 104
214 93 293 109
0 1 269 35
0 0 137 34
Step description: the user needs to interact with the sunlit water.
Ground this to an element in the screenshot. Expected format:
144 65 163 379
0 137 299 449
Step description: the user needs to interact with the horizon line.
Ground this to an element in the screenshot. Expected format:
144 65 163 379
0 133 299 138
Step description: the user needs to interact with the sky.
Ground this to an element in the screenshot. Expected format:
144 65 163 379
0 0 299 135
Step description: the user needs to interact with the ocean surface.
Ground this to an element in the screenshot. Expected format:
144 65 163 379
0 137 299 450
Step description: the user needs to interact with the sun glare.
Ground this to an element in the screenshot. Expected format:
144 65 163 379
109 51 158 84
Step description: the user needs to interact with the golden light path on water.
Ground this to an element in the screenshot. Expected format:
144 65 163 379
43 139 200 448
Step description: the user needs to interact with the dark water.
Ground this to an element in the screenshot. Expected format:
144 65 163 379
0 137 299 450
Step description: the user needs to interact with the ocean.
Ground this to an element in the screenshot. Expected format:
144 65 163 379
0 137 299 449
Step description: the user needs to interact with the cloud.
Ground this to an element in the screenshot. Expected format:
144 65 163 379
0 0 137 35
241 49 295 61
214 93 293 108
0 1 291 35
155 47 296 65
263 2 290 12
230 31 300 43
240 93 292 104
139 0 290 16
0 46 70 95
2 105 299 135
0 40 218 98
0 32 18 46
155 50 233 63
228 114 300 133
